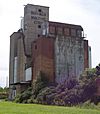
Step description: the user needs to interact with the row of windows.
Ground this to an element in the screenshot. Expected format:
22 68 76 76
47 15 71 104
49 26 82 37
36 24 82 38
25 23 82 38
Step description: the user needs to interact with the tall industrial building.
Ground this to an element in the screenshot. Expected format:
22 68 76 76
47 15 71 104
33 21 85 83
23 4 49 67
9 4 90 99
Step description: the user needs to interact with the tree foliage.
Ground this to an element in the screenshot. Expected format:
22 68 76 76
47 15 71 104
14 65 100 105
0 87 9 99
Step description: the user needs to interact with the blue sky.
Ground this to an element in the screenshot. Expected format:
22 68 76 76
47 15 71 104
0 0 100 87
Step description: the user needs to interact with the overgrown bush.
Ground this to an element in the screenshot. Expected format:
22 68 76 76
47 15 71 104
77 100 100 109
35 77 98 106
36 86 56 104
0 87 9 99
32 71 49 99
14 66 100 106
14 71 49 103
0 93 8 99
14 87 32 103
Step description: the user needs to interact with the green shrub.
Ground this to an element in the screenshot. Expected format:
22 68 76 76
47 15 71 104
27 98 33 104
77 100 100 109
35 77 98 106
14 87 32 103
14 66 100 106
32 71 49 98
14 94 22 103
0 93 8 99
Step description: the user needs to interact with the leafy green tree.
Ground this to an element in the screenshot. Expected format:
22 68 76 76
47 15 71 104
0 87 3 92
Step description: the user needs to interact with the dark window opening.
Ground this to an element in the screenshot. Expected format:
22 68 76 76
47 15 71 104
71 29 76 37
38 25 41 28
31 11 34 15
38 9 42 12
38 34 40 37
35 45 37 50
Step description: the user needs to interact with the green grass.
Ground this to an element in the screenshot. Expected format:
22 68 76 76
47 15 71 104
0 101 99 114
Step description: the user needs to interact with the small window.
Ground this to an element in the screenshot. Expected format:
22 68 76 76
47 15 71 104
38 9 42 12
57 27 63 35
77 30 82 37
64 28 70 36
31 11 34 15
38 34 40 37
38 25 41 28
71 29 76 36
35 45 37 50
49 26 55 34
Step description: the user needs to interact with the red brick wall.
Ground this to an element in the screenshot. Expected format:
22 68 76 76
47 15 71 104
84 40 89 69
32 37 55 83
15 83 30 94
95 78 100 96
48 21 83 36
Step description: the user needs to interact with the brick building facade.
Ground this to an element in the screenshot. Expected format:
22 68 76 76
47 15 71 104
32 37 55 82
9 4 91 99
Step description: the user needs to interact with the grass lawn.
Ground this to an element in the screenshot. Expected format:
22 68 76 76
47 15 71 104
0 101 100 114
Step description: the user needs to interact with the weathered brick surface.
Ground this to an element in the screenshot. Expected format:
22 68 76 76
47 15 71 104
84 40 89 69
24 4 49 56
95 78 100 96
32 37 55 82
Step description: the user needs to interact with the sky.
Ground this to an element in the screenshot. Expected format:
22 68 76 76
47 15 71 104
0 0 100 87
